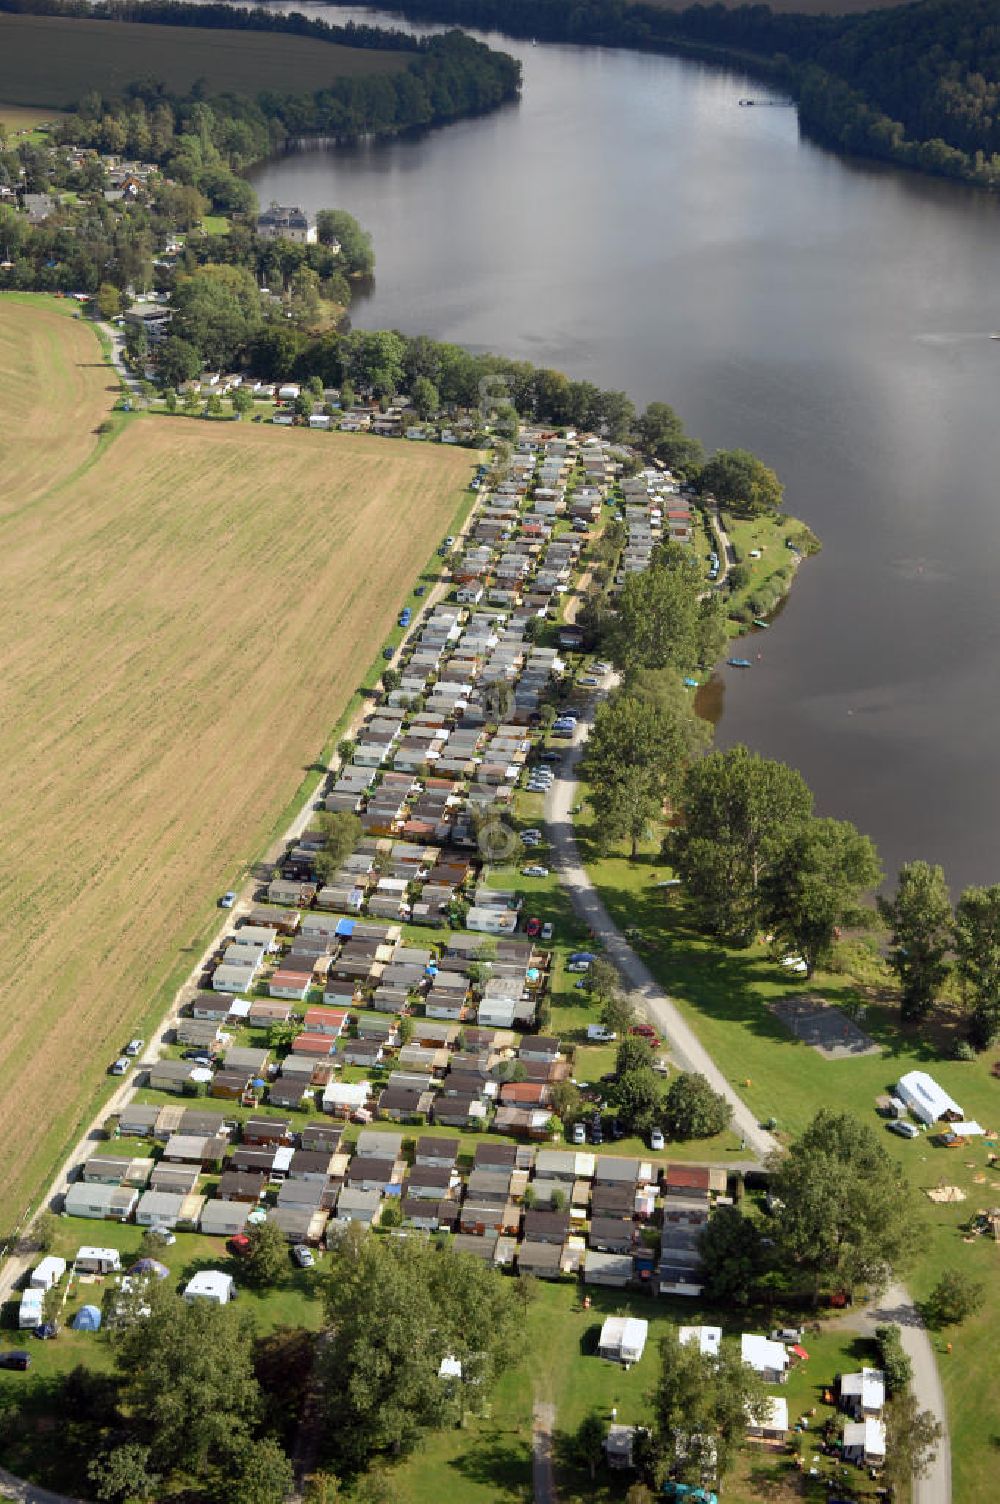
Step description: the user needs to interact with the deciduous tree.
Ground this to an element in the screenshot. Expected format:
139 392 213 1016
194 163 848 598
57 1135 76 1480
667 746 813 944
662 1072 732 1139
764 815 881 975
878 860 953 1021
699 448 783 517
652 1326 769 1485
770 1110 914 1300
953 883 1000 1046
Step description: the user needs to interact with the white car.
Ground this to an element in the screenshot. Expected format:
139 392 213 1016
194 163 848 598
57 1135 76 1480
540 922 554 942
571 1122 587 1145
109 1057 131 1076
124 1038 144 1056
522 865 550 878
522 832 542 846
579 675 600 687
594 662 611 674
522 828 543 842
649 1127 665 1151
292 1245 316 1269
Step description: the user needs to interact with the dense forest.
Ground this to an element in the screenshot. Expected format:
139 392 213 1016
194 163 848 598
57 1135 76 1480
314 0 1000 189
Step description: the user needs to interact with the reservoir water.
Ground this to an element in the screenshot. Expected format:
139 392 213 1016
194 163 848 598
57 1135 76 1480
248 9 1000 891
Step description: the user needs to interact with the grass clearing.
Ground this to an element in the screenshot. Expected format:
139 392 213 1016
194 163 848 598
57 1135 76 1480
0 102 65 134
575 798 1000 1499
0 295 473 1234
0 13 407 110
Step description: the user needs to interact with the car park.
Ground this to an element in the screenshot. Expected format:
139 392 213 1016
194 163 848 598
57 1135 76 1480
124 1038 144 1056
109 1057 131 1076
292 1245 316 1269
887 1120 919 1139
219 891 236 909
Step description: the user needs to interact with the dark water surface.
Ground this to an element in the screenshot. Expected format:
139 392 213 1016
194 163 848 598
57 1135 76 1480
248 10 1000 890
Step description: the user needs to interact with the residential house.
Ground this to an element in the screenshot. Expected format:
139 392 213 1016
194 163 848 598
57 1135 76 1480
598 1316 649 1366
741 1335 789 1385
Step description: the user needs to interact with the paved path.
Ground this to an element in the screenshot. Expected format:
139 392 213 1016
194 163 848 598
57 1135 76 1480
543 679 777 1163
830 1282 951 1504
542 673 950 1500
531 1399 558 1504
0 1467 80 1504
707 504 734 586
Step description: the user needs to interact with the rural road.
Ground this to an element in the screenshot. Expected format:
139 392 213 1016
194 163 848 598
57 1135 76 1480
531 1400 558 1504
543 676 777 1163
833 1282 951 1504
543 667 950 1498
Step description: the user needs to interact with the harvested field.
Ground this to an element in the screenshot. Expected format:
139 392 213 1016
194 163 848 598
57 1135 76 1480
0 299 472 1225
0 299 116 517
0 103 65 132
0 13 407 110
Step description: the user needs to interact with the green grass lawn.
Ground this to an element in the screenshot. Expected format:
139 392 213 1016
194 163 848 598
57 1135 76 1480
574 801 1000 1501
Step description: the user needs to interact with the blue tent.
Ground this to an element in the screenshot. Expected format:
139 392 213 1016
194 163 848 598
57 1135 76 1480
71 1304 102 1332
128 1259 169 1280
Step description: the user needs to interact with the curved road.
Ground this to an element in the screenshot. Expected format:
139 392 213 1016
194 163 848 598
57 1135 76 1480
542 674 950 1502
544 679 776 1162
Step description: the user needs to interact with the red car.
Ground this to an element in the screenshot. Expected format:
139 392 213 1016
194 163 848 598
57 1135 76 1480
629 1024 661 1046
227 1234 251 1258
524 916 542 937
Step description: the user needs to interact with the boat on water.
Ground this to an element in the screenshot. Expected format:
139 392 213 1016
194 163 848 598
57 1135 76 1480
752 619 770 629
727 658 752 669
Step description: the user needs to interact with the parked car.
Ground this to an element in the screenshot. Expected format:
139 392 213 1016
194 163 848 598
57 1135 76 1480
109 1057 131 1076
579 675 600 687
292 1245 316 1269
540 750 561 763
219 891 237 909
0 1351 31 1371
771 1326 804 1344
588 1120 603 1145
608 1116 625 1141
443 535 455 548
182 1051 213 1065
228 1234 252 1259
524 917 542 938
586 1025 616 1042
540 922 554 942
522 865 550 878
649 1127 665 1151
124 1038 144 1056
569 951 598 964
887 1120 919 1139
33 1322 59 1341
522 829 544 842
593 662 611 674
567 961 591 974
414 584 426 597
382 647 394 661
571 1122 587 1145
523 833 542 847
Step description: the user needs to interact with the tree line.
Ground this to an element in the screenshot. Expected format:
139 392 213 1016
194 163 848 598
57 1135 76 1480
313 0 1000 192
